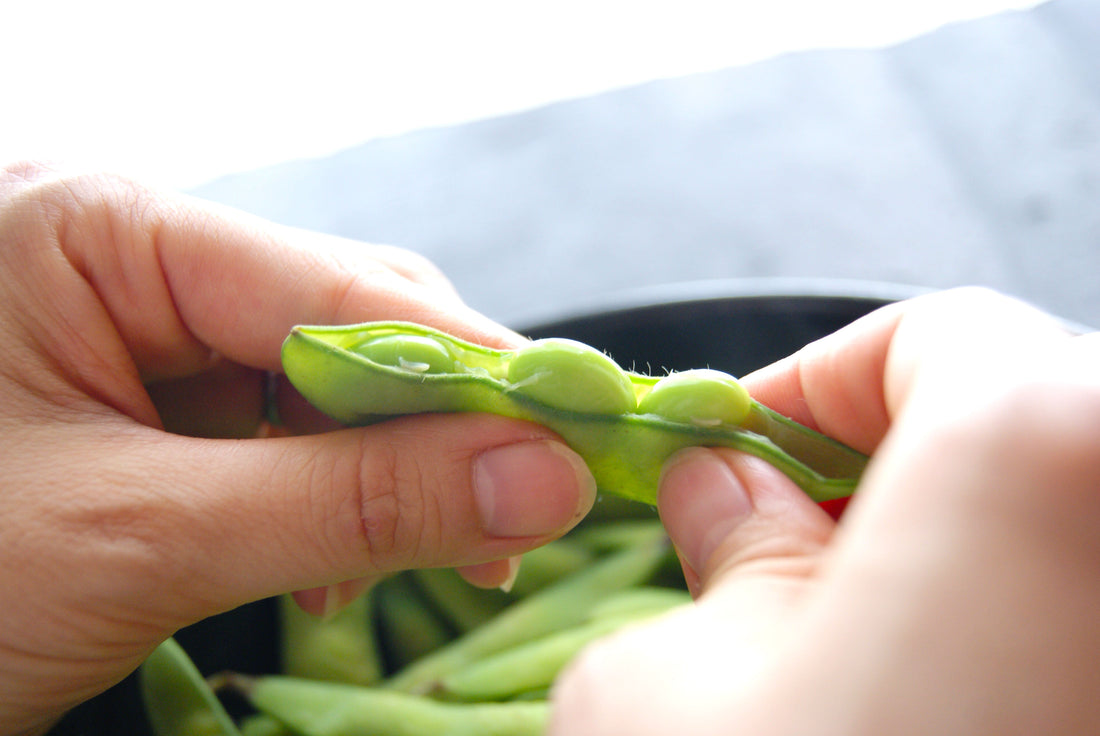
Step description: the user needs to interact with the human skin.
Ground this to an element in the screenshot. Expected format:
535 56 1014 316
0 162 596 736
549 288 1100 735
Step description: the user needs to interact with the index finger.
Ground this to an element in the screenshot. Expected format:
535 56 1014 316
740 288 1073 456
10 165 523 382
739 301 904 455
156 197 527 372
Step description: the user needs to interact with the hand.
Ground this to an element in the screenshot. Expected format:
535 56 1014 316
550 288 1100 735
0 162 595 735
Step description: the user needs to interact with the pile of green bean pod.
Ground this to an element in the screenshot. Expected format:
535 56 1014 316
139 516 688 736
280 321 868 504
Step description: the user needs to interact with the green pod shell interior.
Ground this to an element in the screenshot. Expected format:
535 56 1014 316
280 321 868 505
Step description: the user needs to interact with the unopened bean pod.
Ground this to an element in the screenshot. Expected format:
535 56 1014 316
138 637 242 736
439 587 692 701
279 589 384 686
236 676 548 736
384 530 671 693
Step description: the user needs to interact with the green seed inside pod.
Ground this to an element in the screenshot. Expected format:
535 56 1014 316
637 369 752 427
352 334 456 374
506 338 636 415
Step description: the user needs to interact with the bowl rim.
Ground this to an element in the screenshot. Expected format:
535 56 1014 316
511 277 933 331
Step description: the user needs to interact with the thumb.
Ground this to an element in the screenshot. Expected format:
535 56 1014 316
102 413 596 629
657 447 835 597
548 449 837 736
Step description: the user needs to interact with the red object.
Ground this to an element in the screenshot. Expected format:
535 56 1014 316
819 496 851 521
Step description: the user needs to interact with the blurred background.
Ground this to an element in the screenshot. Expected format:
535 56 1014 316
5 0 1097 330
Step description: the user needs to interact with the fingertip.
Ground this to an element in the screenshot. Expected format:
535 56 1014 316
455 555 522 591
658 448 754 580
742 301 906 455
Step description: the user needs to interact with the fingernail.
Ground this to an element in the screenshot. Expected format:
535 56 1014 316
455 556 522 590
499 555 522 593
658 448 753 575
292 577 374 620
474 441 596 537
290 585 329 617
321 583 344 621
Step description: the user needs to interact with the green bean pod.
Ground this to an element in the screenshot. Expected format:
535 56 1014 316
279 590 384 686
505 537 595 598
374 573 456 674
384 530 670 693
438 587 691 701
571 519 668 554
437 615 637 702
411 567 512 633
237 714 293 736
281 321 867 504
138 637 242 736
238 676 549 736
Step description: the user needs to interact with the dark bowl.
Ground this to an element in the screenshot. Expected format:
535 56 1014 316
516 278 923 374
57 279 922 735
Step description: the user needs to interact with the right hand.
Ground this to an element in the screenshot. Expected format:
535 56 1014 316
550 287 1100 735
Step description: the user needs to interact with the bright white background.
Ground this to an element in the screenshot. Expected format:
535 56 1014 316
3 0 1040 190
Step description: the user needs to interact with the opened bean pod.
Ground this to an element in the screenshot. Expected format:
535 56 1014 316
280 321 867 504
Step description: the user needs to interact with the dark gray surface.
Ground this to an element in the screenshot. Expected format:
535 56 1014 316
192 0 1099 330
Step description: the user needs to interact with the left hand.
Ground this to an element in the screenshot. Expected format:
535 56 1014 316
0 162 595 735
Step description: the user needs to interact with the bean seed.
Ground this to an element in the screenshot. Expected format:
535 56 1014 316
506 338 637 415
637 368 752 427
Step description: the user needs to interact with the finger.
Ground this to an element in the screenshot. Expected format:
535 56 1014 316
741 301 902 453
331 237 461 298
550 448 835 736
742 287 1071 454
8 168 523 387
81 414 597 629
657 447 834 597
290 556 522 620
158 194 526 369
749 331 1100 733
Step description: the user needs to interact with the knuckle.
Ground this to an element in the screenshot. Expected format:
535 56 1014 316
269 440 374 576
270 428 464 580
1 159 61 192
922 286 1069 340
356 439 404 565
930 286 1043 322
354 432 444 571
0 163 158 248
921 355 1100 517
937 284 1009 308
